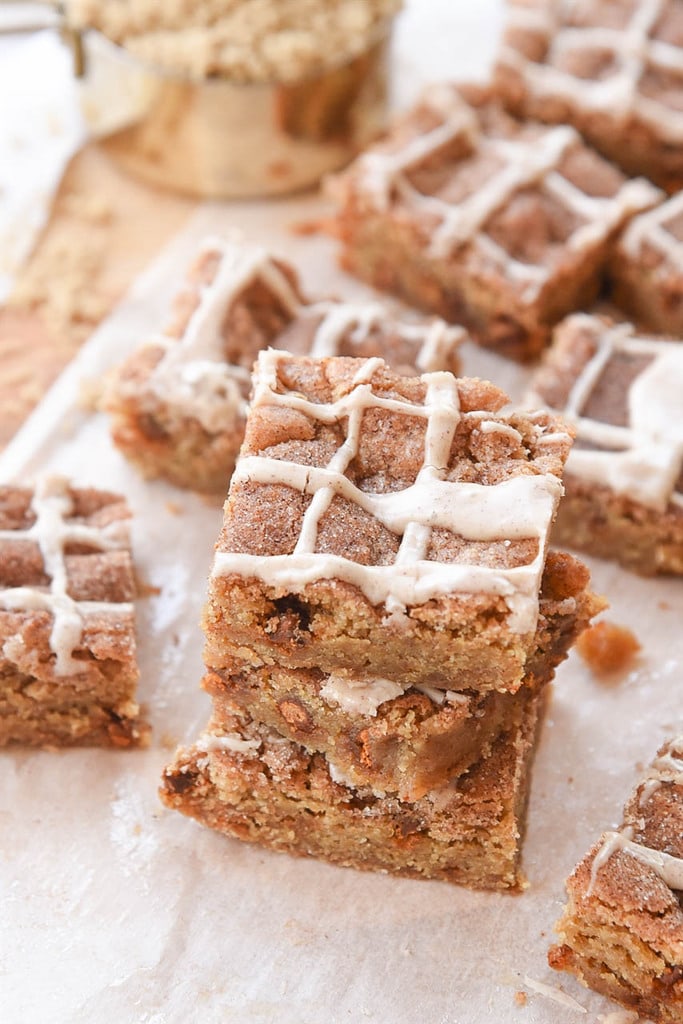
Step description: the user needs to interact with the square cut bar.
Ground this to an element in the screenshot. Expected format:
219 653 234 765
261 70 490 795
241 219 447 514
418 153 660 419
0 478 147 747
204 550 600 801
528 314 683 575
161 689 544 891
105 237 465 494
611 193 683 337
495 0 683 193
549 735 683 1023
204 350 599 694
329 82 660 361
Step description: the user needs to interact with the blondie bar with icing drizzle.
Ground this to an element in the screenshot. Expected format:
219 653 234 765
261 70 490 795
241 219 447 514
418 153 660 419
330 83 660 360
0 477 146 747
528 313 683 574
495 0 683 191
204 351 593 693
105 236 465 494
549 734 683 1022
611 192 683 336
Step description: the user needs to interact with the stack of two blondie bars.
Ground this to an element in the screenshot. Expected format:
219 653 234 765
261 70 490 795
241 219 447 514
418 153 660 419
162 350 602 890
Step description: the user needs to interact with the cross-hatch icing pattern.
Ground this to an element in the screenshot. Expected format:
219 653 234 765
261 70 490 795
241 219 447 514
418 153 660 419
589 736 683 894
212 350 567 633
622 191 683 268
353 96 658 298
140 238 464 433
502 0 683 141
531 316 683 512
0 478 133 675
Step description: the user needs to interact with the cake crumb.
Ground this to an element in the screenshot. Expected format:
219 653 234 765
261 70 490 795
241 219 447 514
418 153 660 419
289 216 338 237
514 990 528 1007
576 620 641 676
165 501 183 516
78 375 105 411
135 574 162 598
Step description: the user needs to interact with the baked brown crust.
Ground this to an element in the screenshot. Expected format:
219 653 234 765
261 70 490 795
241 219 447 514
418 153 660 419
0 480 147 748
529 313 683 575
549 736 683 1022
495 0 683 192
330 82 660 361
160 689 544 890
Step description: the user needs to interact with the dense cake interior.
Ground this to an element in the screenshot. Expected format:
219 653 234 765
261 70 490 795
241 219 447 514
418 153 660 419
161 690 543 890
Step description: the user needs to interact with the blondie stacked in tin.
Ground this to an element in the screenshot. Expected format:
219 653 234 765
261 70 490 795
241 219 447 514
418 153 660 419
161 351 602 889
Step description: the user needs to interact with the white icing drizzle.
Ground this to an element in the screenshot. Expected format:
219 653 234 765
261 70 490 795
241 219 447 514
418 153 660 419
588 734 683 895
639 736 683 805
589 828 683 893
141 237 301 434
356 114 475 212
413 684 469 706
320 673 405 716
130 237 464 433
501 0 683 142
0 477 133 676
621 191 683 269
327 759 361 791
212 349 567 633
354 92 658 298
196 732 261 755
426 128 576 257
320 667 473 716
529 315 683 511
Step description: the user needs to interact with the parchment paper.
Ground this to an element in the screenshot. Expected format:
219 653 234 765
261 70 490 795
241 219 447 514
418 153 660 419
1 3 682 1021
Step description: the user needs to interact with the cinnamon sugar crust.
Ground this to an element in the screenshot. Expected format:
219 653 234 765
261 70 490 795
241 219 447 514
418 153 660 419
529 314 683 575
549 735 683 1022
611 193 683 337
160 689 544 890
495 0 683 192
0 479 147 748
105 237 465 494
204 351 597 693
330 82 660 361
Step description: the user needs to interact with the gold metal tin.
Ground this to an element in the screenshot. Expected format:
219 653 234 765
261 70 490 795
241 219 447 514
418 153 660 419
70 26 391 199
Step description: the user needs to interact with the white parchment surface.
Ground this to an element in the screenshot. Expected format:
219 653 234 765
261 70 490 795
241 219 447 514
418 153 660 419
1 3 682 1022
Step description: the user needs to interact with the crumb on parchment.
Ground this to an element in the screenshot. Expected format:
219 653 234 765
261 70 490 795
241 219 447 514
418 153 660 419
576 620 641 676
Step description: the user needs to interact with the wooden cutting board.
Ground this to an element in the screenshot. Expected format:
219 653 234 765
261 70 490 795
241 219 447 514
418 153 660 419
0 140 195 450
